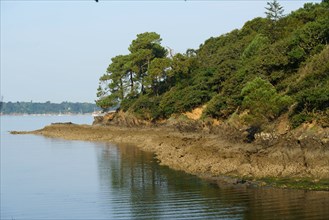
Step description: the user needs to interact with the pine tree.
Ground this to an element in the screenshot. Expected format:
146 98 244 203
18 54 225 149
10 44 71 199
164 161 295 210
265 0 284 21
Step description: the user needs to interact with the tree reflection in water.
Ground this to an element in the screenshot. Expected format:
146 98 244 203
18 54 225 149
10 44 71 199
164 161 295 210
96 143 329 220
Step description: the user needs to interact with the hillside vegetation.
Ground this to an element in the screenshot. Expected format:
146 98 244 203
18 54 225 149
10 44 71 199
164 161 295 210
96 1 329 130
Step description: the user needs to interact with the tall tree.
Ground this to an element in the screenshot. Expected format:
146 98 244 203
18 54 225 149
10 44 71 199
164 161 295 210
168 53 193 84
264 0 285 41
265 0 284 21
147 57 171 95
96 55 130 110
128 32 167 94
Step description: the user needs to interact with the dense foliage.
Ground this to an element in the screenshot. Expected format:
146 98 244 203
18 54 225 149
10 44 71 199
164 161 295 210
0 101 98 115
96 1 329 128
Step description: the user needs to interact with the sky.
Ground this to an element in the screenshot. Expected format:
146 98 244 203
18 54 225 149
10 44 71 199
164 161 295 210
0 0 321 103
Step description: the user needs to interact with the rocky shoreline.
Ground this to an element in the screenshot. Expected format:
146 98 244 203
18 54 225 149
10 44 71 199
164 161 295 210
12 118 329 191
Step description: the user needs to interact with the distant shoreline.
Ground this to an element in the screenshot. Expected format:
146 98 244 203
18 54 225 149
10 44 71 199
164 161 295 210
0 101 99 116
1 113 93 116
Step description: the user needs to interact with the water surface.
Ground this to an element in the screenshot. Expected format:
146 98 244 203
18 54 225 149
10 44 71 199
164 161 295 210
1 115 329 219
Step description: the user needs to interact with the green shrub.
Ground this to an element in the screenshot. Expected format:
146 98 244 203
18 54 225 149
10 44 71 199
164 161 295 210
289 46 329 120
120 95 138 112
203 95 237 119
129 95 162 121
160 86 210 118
241 34 269 59
288 46 306 63
241 77 293 121
296 86 329 111
290 112 312 128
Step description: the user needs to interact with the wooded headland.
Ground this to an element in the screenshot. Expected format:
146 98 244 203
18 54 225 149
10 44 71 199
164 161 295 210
96 1 328 132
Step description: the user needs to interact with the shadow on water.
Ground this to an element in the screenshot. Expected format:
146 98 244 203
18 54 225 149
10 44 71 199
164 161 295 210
96 143 329 220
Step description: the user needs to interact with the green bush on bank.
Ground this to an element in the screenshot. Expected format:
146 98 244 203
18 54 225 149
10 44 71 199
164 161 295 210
160 85 211 118
129 95 162 121
240 77 293 123
289 45 329 127
203 95 238 119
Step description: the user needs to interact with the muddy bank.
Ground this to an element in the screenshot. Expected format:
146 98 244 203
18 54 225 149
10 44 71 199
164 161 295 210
12 121 329 190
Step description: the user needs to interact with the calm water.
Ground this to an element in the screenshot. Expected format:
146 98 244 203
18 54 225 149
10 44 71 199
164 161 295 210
1 115 329 220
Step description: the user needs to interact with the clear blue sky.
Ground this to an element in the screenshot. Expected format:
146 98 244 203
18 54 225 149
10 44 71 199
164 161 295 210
0 0 320 103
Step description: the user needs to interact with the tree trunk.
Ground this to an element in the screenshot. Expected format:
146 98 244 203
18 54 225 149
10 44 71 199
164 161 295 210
129 71 134 95
120 78 124 100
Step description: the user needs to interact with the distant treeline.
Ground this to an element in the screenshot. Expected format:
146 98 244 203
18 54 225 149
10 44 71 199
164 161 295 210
0 101 99 115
